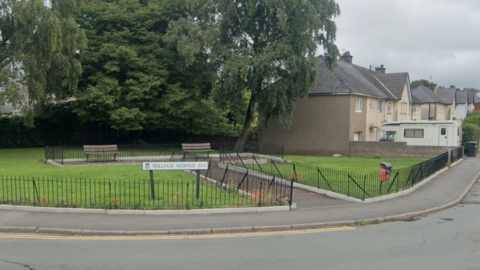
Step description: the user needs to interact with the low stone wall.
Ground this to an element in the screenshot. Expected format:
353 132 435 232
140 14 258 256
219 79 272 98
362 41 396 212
349 141 457 158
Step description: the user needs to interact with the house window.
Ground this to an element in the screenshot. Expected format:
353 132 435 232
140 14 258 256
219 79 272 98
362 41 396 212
354 132 362 141
404 129 424 138
401 102 407 115
412 105 416 115
369 99 372 111
356 98 362 112
377 101 383 112
386 102 392 114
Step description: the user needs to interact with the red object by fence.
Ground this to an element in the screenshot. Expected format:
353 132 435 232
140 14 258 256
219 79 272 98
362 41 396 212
380 167 390 182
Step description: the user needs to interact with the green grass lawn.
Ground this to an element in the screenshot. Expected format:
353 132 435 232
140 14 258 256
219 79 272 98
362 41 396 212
238 154 432 200
1 148 278 209
1 148 194 180
282 155 427 174
243 155 426 178
0 148 436 204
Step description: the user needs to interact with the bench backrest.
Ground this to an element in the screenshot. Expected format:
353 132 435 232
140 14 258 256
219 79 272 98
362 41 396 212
84 145 118 152
182 143 211 150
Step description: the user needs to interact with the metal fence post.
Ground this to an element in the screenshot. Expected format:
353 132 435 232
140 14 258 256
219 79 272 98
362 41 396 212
363 175 367 201
150 170 155 200
289 177 294 206
347 174 350 197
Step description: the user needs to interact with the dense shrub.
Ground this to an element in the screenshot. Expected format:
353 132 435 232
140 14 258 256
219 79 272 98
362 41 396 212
462 123 480 149
0 117 44 148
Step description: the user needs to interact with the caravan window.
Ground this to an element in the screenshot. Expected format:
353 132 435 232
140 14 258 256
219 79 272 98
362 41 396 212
379 132 396 142
441 128 446 136
404 129 424 138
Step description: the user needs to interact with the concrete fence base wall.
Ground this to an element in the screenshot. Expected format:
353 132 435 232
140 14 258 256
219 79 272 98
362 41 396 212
349 141 457 158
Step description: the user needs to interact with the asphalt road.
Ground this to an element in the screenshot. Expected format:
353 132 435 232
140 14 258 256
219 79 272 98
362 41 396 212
1 188 480 270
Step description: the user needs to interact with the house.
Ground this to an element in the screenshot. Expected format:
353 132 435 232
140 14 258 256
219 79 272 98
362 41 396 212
467 91 475 113
475 95 480 111
411 84 455 121
436 86 456 120
0 83 29 116
455 90 469 120
259 52 413 156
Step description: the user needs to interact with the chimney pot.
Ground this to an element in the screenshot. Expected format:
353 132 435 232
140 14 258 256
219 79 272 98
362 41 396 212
341 51 353 64
429 82 438 94
375 65 386 74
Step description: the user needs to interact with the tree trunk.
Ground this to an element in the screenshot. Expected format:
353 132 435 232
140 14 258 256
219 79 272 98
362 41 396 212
234 93 257 152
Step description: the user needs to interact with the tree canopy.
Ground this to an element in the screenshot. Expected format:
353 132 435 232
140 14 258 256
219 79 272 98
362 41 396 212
165 0 341 150
410 79 430 89
463 87 480 93
75 0 228 134
0 0 86 125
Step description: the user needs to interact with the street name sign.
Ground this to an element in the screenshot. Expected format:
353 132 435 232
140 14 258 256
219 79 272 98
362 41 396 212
142 162 208 171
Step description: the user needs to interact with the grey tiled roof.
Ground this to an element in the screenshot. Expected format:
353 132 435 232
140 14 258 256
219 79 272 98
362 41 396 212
372 72 409 100
411 86 444 104
475 95 480 103
310 57 396 99
436 87 456 105
456 91 468 104
468 92 475 104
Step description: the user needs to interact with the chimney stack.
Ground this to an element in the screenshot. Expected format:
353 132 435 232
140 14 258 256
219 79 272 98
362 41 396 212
375 64 386 74
341 51 353 64
429 82 437 94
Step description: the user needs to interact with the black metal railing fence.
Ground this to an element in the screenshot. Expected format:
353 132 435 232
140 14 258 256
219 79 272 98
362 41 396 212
45 142 284 165
220 150 450 200
450 147 464 164
0 163 293 209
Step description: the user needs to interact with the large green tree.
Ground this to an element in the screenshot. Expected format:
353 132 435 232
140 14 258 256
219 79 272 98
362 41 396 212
0 0 86 125
165 0 341 150
75 0 226 135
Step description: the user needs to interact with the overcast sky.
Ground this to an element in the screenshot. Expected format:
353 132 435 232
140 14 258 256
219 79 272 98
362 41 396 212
332 0 480 89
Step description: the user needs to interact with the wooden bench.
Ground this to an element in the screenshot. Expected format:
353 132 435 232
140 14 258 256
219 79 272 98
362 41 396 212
182 143 213 160
84 145 121 162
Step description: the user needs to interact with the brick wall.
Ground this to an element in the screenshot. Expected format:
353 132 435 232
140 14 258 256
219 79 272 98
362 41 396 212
349 141 456 158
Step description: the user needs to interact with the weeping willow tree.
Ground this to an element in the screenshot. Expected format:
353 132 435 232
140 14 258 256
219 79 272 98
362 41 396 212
0 0 86 125
165 0 341 151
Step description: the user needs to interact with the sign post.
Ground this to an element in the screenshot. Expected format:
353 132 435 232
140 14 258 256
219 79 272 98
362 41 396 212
143 162 209 200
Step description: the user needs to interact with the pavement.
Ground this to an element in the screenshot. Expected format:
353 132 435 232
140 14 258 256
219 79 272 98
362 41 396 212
1 155 479 235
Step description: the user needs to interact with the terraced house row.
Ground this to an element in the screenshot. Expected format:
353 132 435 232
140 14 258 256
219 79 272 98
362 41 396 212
261 51 477 156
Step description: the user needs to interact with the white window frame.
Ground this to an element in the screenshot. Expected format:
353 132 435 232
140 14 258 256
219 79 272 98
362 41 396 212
369 99 372 111
356 98 363 113
377 100 383 112
386 102 392 114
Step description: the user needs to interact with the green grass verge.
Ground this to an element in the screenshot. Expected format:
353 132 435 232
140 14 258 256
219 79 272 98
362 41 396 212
1 148 194 180
282 155 427 174
237 155 431 199
0 148 283 209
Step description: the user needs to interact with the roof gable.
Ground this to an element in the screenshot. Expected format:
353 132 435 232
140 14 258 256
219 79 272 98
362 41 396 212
412 86 444 104
436 87 456 104
310 57 394 99
456 91 468 104
372 72 409 100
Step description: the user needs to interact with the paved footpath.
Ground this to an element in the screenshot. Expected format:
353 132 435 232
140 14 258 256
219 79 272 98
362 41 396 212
1 156 479 235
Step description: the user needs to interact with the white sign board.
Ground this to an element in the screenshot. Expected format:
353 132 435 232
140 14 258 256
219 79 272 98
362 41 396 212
143 162 209 171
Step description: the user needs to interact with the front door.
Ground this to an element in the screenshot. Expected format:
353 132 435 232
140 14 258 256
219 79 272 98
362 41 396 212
354 132 360 141
439 127 448 146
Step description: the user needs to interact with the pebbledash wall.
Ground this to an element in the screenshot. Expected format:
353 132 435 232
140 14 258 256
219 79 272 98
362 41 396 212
349 141 457 158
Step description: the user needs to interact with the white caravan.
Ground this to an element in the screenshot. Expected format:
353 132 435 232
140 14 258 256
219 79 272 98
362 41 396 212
378 120 462 147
